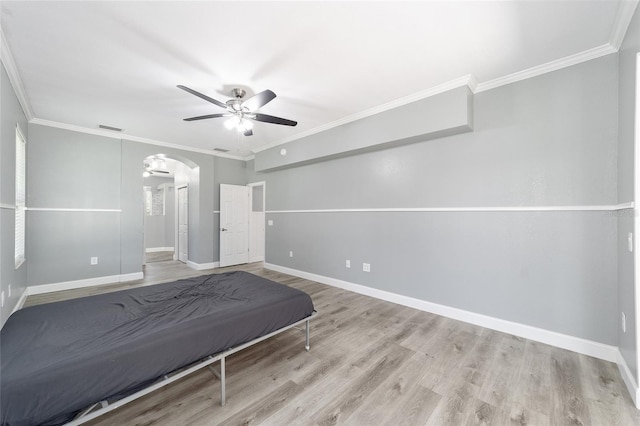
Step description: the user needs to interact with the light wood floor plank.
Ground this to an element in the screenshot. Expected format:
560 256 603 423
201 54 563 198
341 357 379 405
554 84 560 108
309 344 414 425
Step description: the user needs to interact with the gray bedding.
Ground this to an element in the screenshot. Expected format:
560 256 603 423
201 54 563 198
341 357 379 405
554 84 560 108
0 271 314 426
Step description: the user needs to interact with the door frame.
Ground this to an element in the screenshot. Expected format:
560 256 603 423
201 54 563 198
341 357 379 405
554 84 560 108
248 181 266 263
219 184 250 267
634 52 640 392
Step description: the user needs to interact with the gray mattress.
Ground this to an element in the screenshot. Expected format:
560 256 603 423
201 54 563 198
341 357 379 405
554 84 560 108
0 271 314 426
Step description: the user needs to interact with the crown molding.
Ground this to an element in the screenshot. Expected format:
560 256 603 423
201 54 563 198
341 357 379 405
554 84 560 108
476 44 617 93
29 118 247 160
253 38 619 155
610 0 639 50
252 75 476 154
5 0 634 161
0 28 34 120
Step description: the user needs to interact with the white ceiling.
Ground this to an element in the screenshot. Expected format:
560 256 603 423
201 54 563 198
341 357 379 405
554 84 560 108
0 1 633 158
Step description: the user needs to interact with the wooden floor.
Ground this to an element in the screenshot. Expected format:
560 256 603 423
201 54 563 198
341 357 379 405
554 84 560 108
25 261 640 425
144 251 174 263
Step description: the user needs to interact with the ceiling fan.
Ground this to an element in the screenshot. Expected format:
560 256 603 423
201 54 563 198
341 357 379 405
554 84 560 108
143 156 170 177
178 86 297 136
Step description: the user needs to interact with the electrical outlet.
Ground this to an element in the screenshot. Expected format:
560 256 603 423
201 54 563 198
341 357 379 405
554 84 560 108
289 251 293 258
90 257 98 265
346 259 351 268
629 233 634 252
622 312 627 333
268 220 273 226
363 263 371 272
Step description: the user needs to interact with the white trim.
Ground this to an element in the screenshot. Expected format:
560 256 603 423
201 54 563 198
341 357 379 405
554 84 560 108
145 247 174 253
0 28 34 120
212 151 249 161
29 118 248 161
27 272 144 295
14 257 25 270
15 122 27 148
264 263 619 363
610 0 640 50
615 201 637 210
251 43 622 156
476 44 617 93
27 207 122 212
634 52 640 397
186 261 219 271
13 287 30 314
252 75 475 154
267 203 633 214
617 349 640 409
0 203 15 210
248 181 267 265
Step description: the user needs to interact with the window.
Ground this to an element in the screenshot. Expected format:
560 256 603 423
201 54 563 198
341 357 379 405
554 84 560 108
15 126 26 268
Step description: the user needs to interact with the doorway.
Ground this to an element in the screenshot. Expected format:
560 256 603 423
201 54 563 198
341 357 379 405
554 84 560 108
142 156 175 264
142 154 194 265
219 184 249 267
219 182 266 267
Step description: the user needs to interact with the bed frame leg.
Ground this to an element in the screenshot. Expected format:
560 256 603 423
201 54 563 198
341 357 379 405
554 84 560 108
305 319 310 351
220 357 226 406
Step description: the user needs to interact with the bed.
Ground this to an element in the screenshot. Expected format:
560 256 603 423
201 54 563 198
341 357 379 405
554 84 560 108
0 271 315 426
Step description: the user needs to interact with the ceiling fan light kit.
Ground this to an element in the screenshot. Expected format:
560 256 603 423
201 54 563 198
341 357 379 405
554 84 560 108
178 85 297 137
143 156 169 177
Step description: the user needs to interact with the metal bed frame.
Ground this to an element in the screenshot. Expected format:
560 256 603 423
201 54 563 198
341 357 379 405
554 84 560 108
66 312 316 425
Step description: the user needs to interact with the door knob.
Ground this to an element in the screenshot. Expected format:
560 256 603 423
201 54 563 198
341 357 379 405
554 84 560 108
221 228 228 231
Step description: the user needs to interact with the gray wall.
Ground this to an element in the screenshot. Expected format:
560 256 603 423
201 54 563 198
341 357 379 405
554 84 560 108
617 6 640 382
255 86 473 172
25 125 227 287
248 53 620 345
1 61 28 325
26 125 122 285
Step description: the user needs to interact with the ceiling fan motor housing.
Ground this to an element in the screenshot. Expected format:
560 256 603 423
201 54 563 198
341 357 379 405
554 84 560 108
227 89 247 112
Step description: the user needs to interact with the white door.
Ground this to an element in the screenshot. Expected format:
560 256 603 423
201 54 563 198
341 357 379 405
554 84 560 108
177 186 188 263
220 184 249 267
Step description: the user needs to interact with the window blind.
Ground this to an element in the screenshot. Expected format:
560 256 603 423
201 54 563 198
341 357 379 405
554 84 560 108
15 126 26 268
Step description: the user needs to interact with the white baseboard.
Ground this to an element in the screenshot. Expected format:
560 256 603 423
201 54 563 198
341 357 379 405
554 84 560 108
187 261 219 271
145 247 174 253
617 349 640 409
13 288 29 313
264 263 619 363
27 272 144 296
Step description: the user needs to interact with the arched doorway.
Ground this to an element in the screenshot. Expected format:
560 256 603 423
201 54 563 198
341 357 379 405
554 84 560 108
142 154 193 264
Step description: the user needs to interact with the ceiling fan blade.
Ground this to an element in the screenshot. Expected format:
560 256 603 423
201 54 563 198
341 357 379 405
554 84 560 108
177 85 227 109
244 129 253 136
252 113 297 126
183 113 230 121
241 89 276 111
